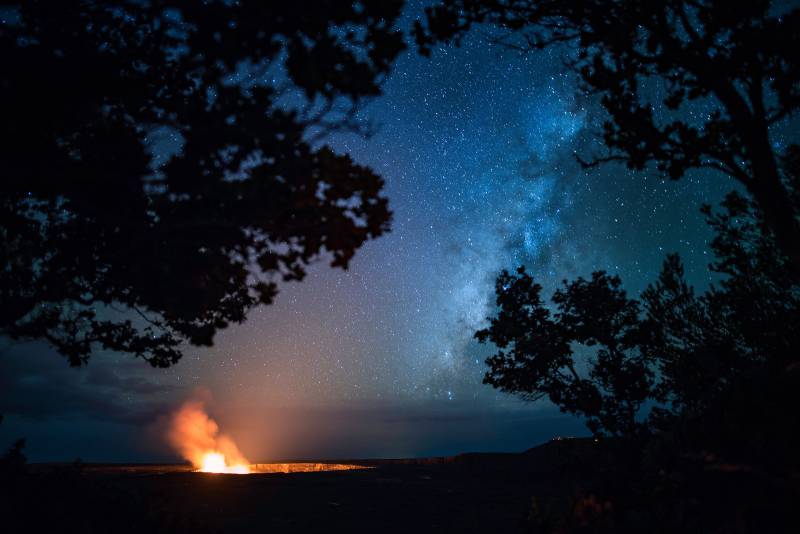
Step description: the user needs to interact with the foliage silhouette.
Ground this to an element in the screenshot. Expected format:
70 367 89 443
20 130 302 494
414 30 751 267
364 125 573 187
0 415 26 481
478 268 652 437
416 0 800 273
417 3 800 529
476 147 800 445
0 1 404 366
475 150 800 533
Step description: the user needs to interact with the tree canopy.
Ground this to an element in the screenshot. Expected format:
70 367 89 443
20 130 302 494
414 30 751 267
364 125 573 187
476 147 800 446
475 149 800 531
417 3 800 528
415 0 800 443
0 1 405 366
475 150 800 445
478 267 652 436
416 0 800 272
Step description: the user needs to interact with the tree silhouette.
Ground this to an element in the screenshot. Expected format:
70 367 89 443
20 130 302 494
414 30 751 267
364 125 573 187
0 1 405 366
477 268 652 436
416 0 800 273
640 147 800 466
417 5 800 526
477 146 800 450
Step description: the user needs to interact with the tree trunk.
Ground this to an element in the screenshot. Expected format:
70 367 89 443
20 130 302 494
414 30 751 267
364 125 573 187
744 121 800 278
712 76 800 278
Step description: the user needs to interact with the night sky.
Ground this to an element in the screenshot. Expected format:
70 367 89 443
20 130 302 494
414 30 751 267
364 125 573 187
0 1 736 463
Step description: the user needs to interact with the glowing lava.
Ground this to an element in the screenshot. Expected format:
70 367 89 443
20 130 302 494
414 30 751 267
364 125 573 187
200 452 250 474
168 401 251 474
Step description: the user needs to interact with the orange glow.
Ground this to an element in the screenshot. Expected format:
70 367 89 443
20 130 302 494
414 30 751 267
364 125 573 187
201 452 227 473
249 462 371 473
168 401 251 474
200 452 250 474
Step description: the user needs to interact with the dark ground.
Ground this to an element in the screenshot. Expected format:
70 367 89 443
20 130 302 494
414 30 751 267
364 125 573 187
7 438 793 533
97 461 537 532
4 440 600 533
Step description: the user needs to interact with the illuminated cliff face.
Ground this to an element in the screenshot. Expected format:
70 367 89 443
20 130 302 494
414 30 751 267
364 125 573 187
248 463 371 474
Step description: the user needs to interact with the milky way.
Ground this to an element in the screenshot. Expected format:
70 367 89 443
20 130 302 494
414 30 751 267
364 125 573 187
0 1 740 461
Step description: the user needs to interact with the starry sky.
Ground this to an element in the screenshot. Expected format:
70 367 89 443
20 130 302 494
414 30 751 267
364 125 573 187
0 1 739 462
